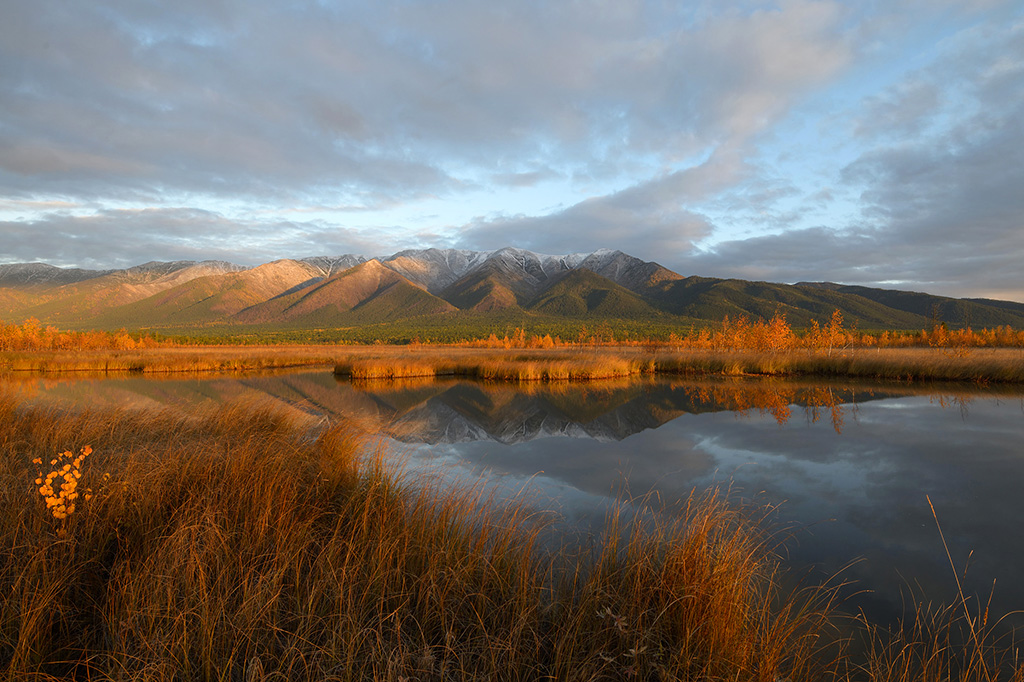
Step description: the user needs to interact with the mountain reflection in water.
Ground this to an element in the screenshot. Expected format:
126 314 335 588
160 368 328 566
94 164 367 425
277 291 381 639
333 376 861 443
6 370 1024 628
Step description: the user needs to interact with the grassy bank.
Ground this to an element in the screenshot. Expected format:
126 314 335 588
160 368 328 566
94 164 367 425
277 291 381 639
334 347 1024 384
2 395 1022 680
0 345 343 373
652 347 1024 383
334 349 650 381
4 344 1024 383
1 394 830 680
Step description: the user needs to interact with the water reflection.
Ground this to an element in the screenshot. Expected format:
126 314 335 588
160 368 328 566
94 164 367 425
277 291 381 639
5 369 1024 626
350 377 862 441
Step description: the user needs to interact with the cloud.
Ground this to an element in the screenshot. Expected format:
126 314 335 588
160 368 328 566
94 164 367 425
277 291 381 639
489 170 560 189
0 209 379 268
0 0 852 207
454 184 715 261
678 13 1024 300
854 80 941 139
0 0 1019 303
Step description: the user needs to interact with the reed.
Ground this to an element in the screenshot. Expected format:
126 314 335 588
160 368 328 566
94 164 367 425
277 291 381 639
0 346 345 374
4 394 1024 679
334 350 656 382
0 392 846 681
6 343 1024 383
652 348 1024 383
333 347 1024 384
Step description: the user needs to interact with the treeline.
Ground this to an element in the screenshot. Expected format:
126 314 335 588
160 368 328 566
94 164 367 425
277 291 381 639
453 311 1024 352
0 318 173 351
4 312 1024 351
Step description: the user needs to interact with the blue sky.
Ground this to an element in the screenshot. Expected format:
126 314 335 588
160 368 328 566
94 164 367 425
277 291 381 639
1 0 1022 300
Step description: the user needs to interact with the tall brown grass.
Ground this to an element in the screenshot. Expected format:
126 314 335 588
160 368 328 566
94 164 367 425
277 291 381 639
5 343 1022 383
335 351 654 382
652 347 1024 383
333 347 1024 384
0 345 345 374
2 393 1022 680
0 392 831 680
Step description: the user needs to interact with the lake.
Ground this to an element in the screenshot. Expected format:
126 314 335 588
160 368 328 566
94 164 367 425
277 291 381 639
7 369 1024 627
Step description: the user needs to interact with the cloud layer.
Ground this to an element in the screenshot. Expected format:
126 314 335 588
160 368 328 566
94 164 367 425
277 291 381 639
1 0 1021 299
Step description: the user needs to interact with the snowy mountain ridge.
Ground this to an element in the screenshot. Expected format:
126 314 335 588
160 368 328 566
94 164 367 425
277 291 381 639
5 247 1024 332
0 248 641 290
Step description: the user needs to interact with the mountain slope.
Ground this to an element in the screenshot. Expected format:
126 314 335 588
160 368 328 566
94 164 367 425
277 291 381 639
800 283 1024 328
235 259 456 327
300 255 367 277
438 246 594 309
94 260 325 328
0 263 106 288
527 269 667 320
575 250 683 293
1 248 1023 333
649 277 932 329
381 249 491 293
441 266 523 312
11 261 247 328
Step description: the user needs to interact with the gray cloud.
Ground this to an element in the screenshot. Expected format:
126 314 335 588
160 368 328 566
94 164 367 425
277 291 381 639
0 0 852 206
0 0 1019 302
680 13 1024 300
489 169 561 189
854 80 941 139
454 193 714 262
454 144 767 260
0 209 379 268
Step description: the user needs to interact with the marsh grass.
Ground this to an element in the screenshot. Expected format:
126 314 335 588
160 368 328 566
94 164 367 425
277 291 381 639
0 345 345 374
2 394 1022 680
335 347 1024 384
334 350 655 382
5 343 1024 383
651 348 1024 383
0 394 831 681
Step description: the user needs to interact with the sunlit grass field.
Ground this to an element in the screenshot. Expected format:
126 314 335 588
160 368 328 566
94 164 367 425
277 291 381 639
335 347 1024 383
2 393 1023 680
4 343 1023 384
0 345 344 373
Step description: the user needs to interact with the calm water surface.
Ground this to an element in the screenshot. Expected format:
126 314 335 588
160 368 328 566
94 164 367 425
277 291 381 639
7 369 1024 626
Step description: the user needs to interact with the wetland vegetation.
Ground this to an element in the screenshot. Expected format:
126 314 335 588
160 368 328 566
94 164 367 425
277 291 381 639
3 313 1023 383
3 312 1024 679
2 388 1024 680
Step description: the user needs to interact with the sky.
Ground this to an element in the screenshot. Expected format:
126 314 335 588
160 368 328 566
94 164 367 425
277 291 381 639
1 0 1022 301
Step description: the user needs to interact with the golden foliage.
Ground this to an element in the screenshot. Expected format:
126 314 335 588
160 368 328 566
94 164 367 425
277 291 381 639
31 445 94 520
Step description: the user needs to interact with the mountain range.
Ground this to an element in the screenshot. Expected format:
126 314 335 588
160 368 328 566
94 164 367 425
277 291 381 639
2 247 1023 337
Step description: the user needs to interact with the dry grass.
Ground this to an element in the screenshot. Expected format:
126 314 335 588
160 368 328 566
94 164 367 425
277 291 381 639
653 348 1024 383
335 346 1024 384
0 345 346 374
2 393 1022 680
0 392 831 681
5 344 1024 383
335 350 653 382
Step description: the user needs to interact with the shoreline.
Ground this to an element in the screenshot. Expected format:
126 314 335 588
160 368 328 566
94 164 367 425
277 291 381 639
3 394 1021 679
2 345 1024 383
